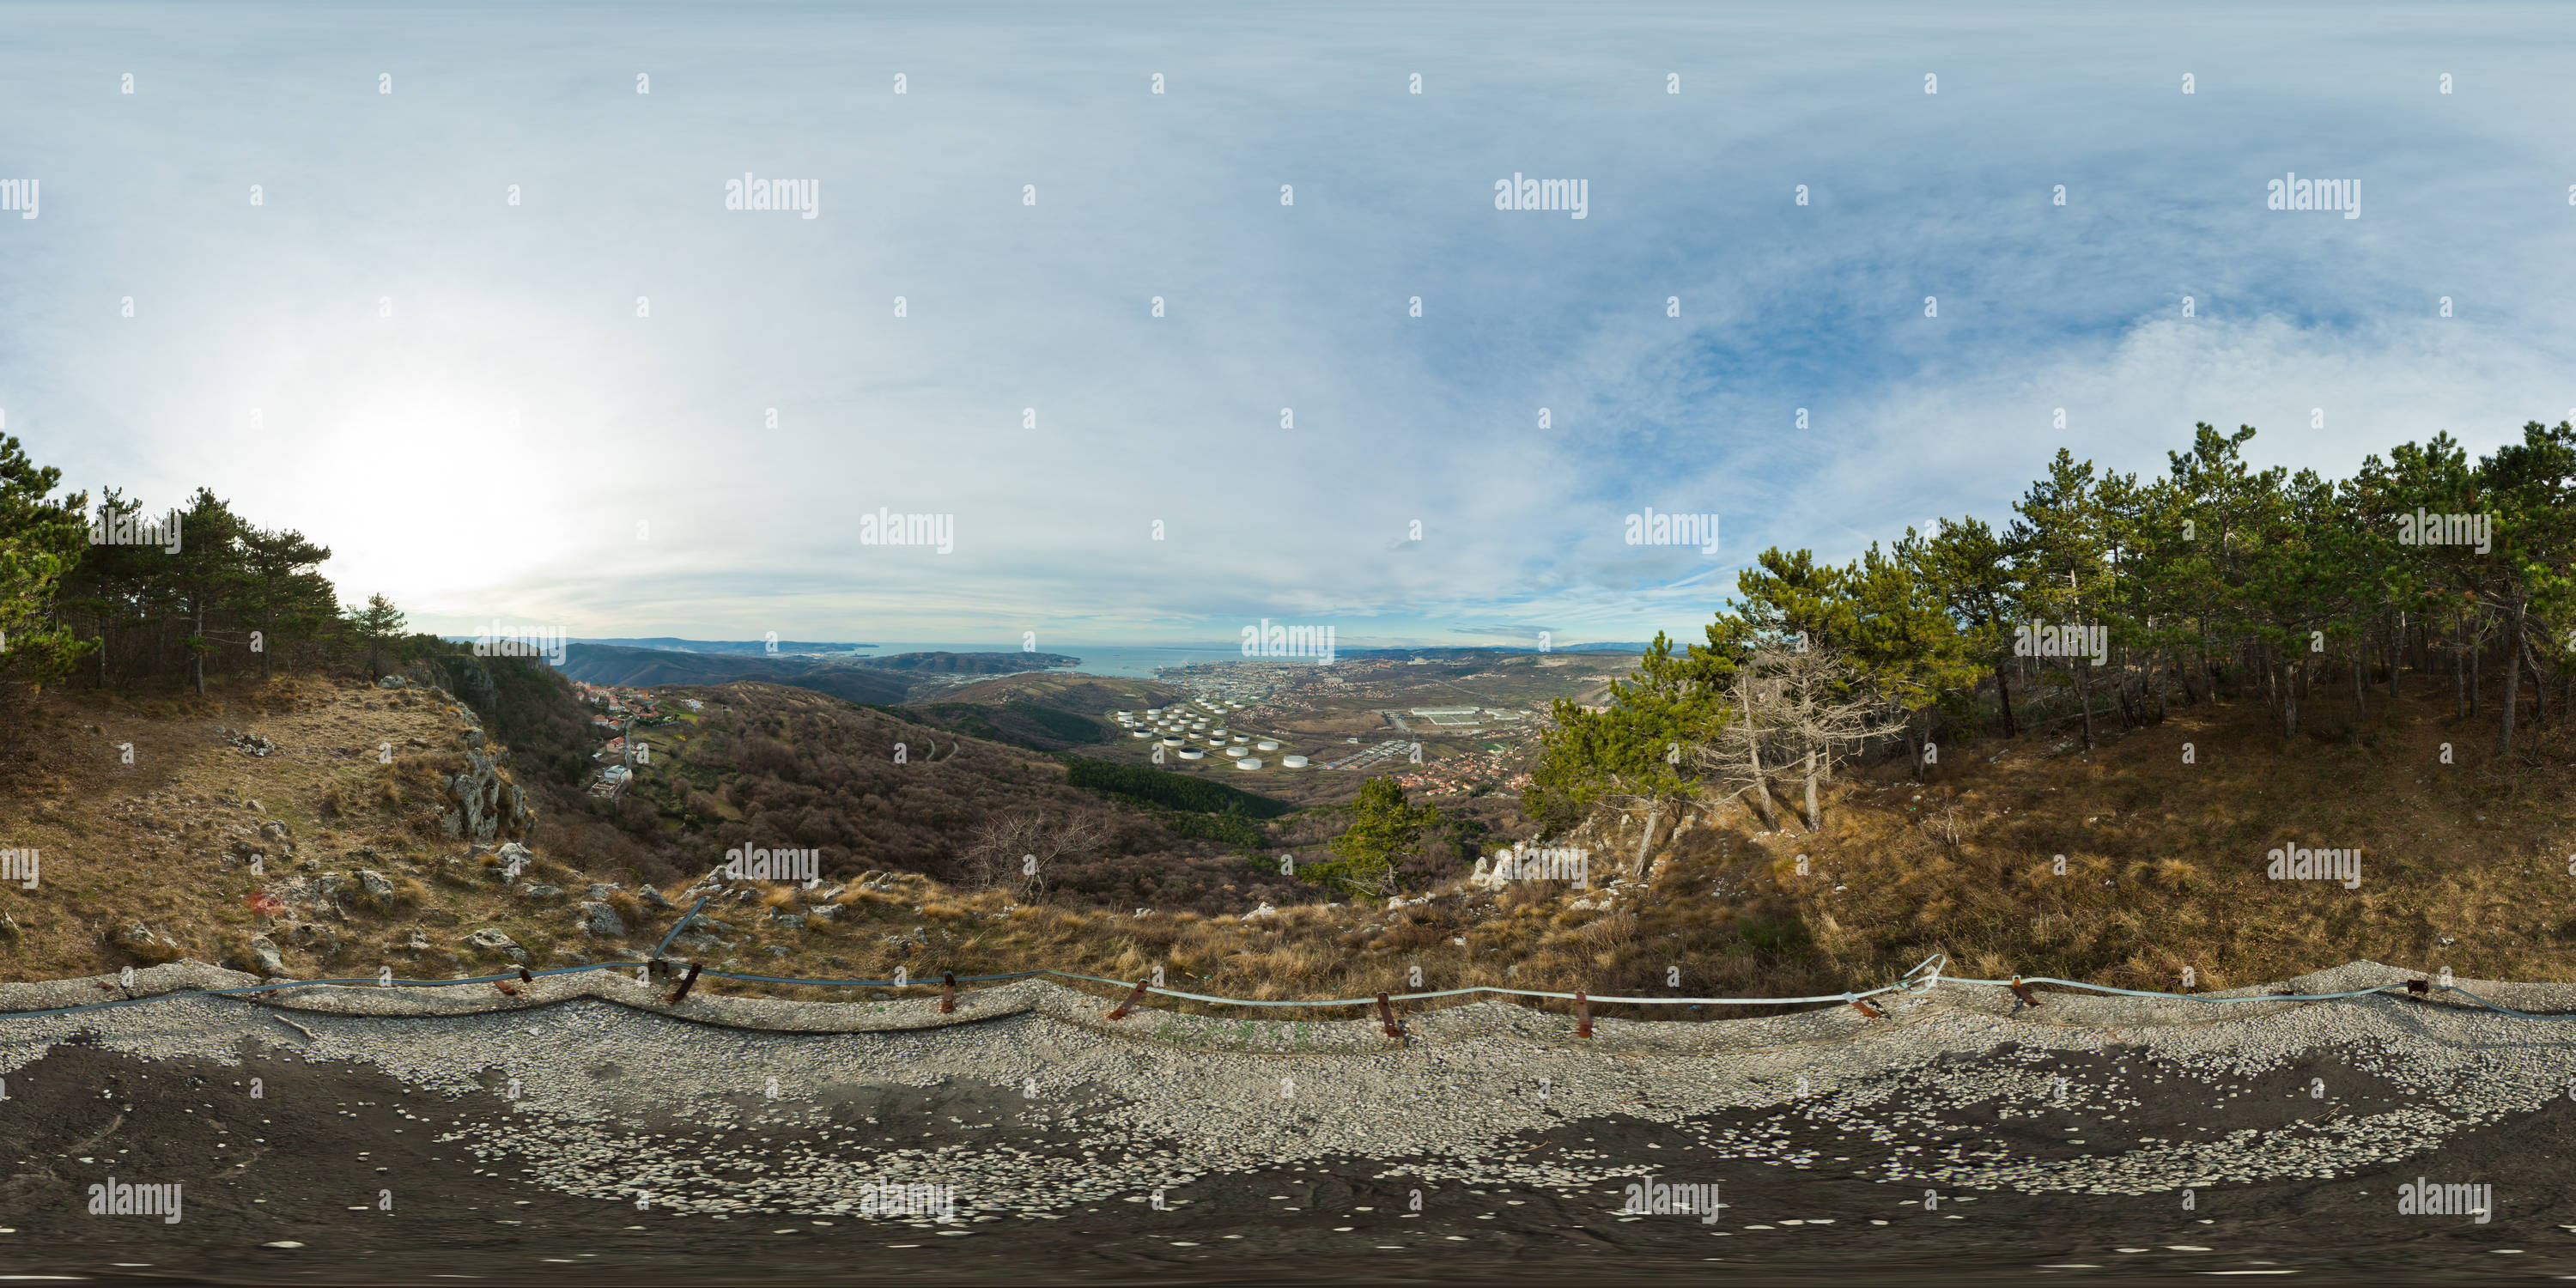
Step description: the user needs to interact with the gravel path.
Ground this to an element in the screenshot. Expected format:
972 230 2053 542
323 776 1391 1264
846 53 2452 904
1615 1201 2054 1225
3 960 2573 1281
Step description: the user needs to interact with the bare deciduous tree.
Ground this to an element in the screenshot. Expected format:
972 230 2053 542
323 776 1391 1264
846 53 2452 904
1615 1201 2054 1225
1698 644 1903 831
964 811 1104 899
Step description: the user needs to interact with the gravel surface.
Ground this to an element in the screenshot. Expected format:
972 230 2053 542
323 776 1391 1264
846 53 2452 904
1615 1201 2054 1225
3 959 2574 1282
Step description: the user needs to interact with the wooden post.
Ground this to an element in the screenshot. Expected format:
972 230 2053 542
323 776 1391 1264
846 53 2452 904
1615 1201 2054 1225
1107 979 1149 1019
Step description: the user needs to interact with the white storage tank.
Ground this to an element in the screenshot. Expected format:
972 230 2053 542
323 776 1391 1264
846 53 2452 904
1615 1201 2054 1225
1255 739 1279 750
1161 737 1184 747
1281 755 1310 768
1178 748 1206 760
1234 756 1263 770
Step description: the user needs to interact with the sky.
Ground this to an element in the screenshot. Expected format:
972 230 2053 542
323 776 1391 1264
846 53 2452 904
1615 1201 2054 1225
6 1 2574 648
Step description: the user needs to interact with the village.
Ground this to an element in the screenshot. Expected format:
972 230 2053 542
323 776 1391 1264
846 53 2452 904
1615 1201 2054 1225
571 679 700 798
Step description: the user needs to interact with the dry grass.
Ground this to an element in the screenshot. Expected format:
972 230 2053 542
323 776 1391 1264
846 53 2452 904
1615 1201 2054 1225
1 675 2571 1024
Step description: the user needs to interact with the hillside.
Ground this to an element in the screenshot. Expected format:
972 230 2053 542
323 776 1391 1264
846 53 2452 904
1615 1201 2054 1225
898 671 1188 752
557 643 912 703
0 658 2567 1011
616 682 1303 903
555 643 1079 708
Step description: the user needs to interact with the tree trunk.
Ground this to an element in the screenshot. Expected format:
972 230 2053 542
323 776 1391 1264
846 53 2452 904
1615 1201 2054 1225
2530 635 2554 729
1631 799 1662 879
2388 611 2402 702
2498 600 2525 756
1741 734 1776 829
2281 658 2300 738
1994 661 2019 736
2471 611 2482 718
192 597 206 696
2455 622 2466 720
1801 750 1820 831
2073 659 2096 751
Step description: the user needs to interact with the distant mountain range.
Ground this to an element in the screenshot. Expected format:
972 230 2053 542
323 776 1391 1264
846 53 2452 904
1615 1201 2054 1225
554 642 1079 707
570 637 878 656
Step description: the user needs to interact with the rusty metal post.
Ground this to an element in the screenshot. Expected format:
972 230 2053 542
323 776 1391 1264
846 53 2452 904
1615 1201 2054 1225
1376 992 1400 1040
519 967 534 986
941 971 957 1014
1575 991 1593 1038
1107 979 1149 1019
2008 976 2041 1008
666 962 702 1005
1850 995 1885 1019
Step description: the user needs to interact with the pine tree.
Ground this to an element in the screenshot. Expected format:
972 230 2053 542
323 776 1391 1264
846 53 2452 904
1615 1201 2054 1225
1525 631 1727 872
1911 516 2026 734
0 434 93 695
237 523 336 680
346 592 408 680
1307 776 1439 900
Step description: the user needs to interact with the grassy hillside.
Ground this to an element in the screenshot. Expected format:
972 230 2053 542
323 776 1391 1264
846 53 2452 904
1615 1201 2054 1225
0 664 2567 1019
568 683 1307 909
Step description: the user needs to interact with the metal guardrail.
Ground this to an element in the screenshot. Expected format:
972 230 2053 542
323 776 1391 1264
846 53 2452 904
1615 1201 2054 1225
3 952 2566 1030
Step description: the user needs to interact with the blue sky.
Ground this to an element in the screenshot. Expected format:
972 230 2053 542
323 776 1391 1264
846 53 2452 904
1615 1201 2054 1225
6 1 2573 647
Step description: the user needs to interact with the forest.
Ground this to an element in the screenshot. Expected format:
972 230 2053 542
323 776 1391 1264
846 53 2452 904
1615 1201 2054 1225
1528 422 2576 853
